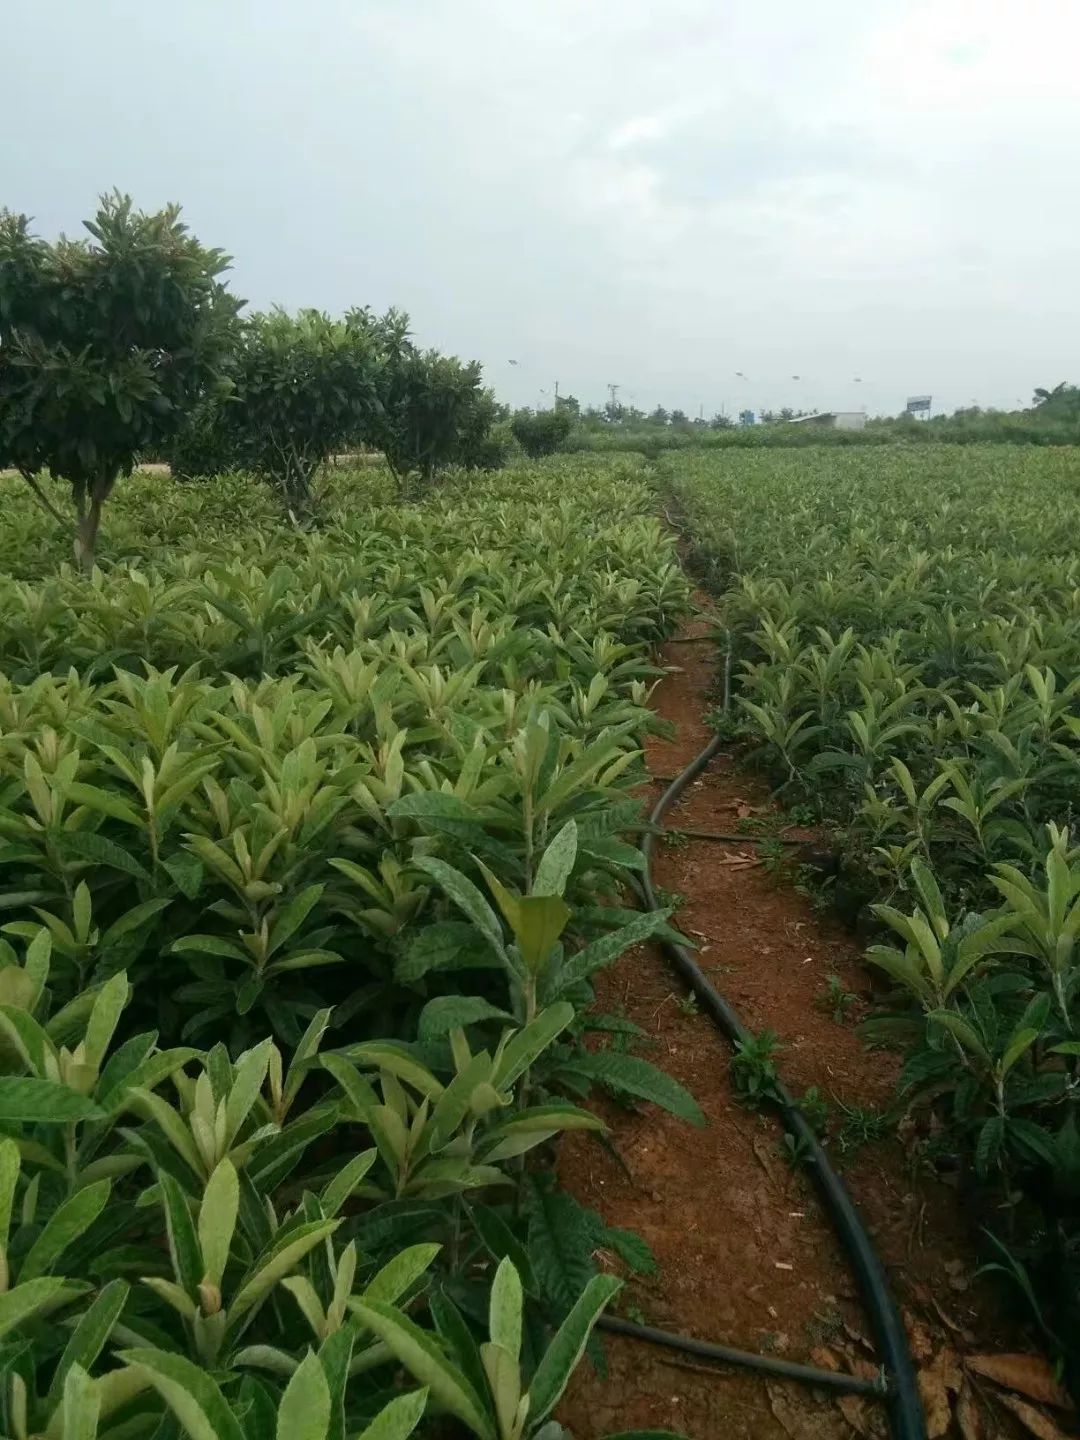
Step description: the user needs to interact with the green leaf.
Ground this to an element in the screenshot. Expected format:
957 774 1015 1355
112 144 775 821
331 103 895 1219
356 1389 429 1440
64 783 142 827
493 1004 575 1090
163 850 204 899
101 1046 199 1113
277 1349 332 1440
0 1078 100 1123
320 1148 377 1218
225 1038 273 1146
198 1159 238 1287
480 864 570 974
480 1340 520 1440
59 1362 100 1440
553 909 672 995
396 922 501 983
0 1276 79 1339
412 857 506 961
130 1086 203 1175
528 1273 622 1422
0 1139 20 1250
231 1219 340 1321
160 1172 202 1297
533 820 578 897
349 1299 495 1440
46 1278 129 1415
388 792 478 823
569 1052 704 1125
83 970 129 1071
417 996 511 1041
320 1050 379 1114
21 1179 111 1280
488 1256 522 1362
361 1243 441 1305
465 1203 537 1296
168 934 249 962
928 1010 989 1061
119 1347 246 1440
100 899 173 946
53 830 151 883
269 885 326 956
335 1042 444 1100
0 1006 54 1077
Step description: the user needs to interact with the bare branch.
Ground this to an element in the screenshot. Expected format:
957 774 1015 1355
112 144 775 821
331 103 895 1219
17 469 68 526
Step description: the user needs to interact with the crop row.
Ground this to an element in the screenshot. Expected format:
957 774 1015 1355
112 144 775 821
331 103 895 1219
668 444 1080 1374
0 457 694 1438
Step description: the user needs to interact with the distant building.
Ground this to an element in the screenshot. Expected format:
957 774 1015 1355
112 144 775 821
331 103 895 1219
786 411 867 431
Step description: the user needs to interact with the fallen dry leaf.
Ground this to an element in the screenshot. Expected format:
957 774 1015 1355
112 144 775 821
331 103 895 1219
809 1345 840 1372
995 1392 1072 1440
966 1354 1073 1411
837 1393 887 1440
916 1348 964 1439
765 1382 847 1440
903 1307 936 1363
955 1381 983 1440
919 1365 953 1439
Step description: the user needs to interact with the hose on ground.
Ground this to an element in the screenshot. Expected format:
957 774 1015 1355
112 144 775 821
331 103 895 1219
621 624 926 1440
597 1315 886 1396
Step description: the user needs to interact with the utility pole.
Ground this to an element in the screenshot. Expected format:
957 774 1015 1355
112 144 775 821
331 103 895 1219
554 380 559 408
607 383 620 414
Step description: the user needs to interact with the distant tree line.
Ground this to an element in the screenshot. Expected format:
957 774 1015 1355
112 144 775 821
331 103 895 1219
513 385 1080 459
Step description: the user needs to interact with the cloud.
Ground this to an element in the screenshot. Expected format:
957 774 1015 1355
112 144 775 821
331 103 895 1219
3 0 1078 416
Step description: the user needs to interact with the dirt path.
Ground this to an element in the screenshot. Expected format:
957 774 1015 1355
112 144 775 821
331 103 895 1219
557 610 1035 1440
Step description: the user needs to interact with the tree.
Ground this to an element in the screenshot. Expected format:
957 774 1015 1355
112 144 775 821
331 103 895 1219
554 393 580 417
0 194 239 566
1031 382 1080 417
649 406 670 425
217 308 380 513
669 408 689 426
709 412 734 429
347 307 496 492
510 407 573 458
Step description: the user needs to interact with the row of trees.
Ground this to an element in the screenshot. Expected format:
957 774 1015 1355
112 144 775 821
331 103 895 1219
0 194 502 566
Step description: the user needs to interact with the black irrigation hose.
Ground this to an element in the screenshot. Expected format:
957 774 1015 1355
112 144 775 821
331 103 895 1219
597 1316 886 1397
623 626 927 1440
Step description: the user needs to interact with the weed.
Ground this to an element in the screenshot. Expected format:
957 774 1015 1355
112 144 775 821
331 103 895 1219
835 1100 893 1156
731 1028 783 1108
816 973 858 1024
652 885 686 912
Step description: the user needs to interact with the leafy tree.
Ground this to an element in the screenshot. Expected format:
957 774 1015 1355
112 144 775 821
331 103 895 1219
669 408 690 426
218 307 380 513
347 307 497 492
0 193 239 566
709 412 734 429
1032 382 1080 418
554 392 581 416
510 406 573 458
649 406 670 425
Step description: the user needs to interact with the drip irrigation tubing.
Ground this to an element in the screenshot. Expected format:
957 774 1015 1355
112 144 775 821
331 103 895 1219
618 623 927 1440
596 1316 886 1397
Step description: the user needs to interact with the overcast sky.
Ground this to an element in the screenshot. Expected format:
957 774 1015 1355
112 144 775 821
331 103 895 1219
4 0 1077 418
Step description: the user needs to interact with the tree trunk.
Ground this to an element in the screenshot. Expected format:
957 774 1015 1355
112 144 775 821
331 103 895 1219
72 475 110 572
73 496 104 572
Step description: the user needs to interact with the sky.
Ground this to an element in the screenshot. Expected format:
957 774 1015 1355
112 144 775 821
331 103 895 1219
3 0 1077 419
